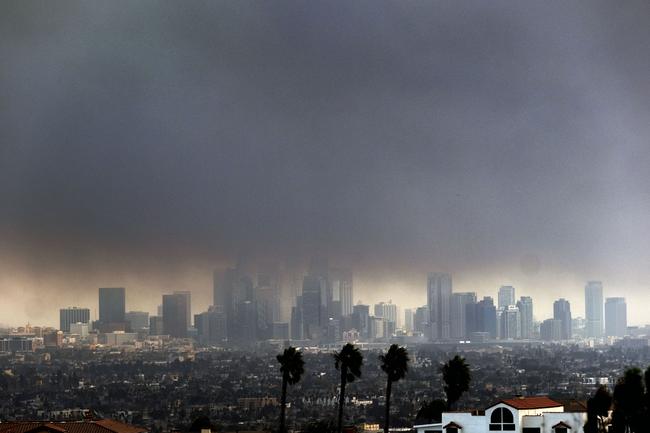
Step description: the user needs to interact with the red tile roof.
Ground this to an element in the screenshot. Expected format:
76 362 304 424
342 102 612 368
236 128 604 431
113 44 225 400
495 396 563 410
0 420 147 433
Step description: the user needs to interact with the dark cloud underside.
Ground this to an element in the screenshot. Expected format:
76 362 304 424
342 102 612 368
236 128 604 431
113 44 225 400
1 1 649 325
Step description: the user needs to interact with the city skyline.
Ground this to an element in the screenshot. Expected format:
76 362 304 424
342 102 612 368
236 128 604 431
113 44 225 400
2 2 650 329
1 267 639 335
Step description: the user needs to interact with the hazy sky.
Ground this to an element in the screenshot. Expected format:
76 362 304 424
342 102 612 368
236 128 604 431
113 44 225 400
1 1 650 327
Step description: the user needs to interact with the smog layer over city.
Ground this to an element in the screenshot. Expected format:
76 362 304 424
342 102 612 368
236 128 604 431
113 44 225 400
1 2 650 433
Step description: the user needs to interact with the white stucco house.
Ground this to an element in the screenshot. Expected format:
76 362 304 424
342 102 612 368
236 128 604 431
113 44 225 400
414 396 587 433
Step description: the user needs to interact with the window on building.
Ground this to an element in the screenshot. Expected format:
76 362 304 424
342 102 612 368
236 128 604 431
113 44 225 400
555 428 568 433
446 428 458 433
489 407 515 431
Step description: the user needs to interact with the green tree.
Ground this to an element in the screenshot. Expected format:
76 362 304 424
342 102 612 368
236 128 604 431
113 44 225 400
415 399 447 424
584 385 612 433
277 346 305 433
379 344 409 433
334 343 364 433
441 355 471 410
612 368 645 433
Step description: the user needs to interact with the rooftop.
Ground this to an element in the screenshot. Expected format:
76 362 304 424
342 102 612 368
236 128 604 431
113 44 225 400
0 420 147 433
497 396 564 410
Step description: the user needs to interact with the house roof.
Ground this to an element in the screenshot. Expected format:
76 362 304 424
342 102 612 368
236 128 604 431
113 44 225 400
0 420 147 433
552 421 572 429
443 422 463 429
489 396 564 410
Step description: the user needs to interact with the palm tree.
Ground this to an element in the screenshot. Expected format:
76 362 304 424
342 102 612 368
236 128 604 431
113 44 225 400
584 385 612 433
612 368 645 433
334 343 364 433
277 346 305 433
441 355 471 410
379 344 409 433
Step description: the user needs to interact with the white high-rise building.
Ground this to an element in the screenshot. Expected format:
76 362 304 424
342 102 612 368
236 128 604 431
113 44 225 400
404 309 414 333
427 272 452 340
499 305 521 340
374 301 398 325
585 281 604 338
605 297 627 338
516 296 534 339
498 286 516 309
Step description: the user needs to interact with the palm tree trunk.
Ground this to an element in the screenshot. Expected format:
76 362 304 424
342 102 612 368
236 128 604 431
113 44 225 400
280 375 288 433
338 369 346 433
384 379 392 433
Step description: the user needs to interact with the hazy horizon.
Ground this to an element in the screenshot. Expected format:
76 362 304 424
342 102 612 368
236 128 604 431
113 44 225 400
2 1 650 327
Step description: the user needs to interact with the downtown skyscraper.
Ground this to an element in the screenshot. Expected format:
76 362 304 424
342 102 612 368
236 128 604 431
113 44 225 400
98 287 126 332
605 297 627 338
450 292 476 339
427 272 452 341
516 296 534 339
498 285 516 308
585 281 604 338
59 307 90 333
553 298 572 340
162 292 190 338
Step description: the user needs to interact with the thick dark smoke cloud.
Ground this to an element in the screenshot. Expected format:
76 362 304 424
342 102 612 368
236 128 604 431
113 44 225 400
1 1 649 325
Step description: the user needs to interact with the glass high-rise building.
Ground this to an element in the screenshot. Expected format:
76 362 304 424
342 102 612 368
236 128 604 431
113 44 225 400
553 298 572 340
585 281 604 338
125 311 149 332
450 292 476 339
98 287 125 324
427 272 452 340
162 292 190 338
498 286 516 309
605 297 627 338
302 276 324 339
59 307 90 333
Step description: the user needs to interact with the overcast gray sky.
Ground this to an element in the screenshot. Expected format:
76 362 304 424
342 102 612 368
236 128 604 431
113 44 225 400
1 1 649 326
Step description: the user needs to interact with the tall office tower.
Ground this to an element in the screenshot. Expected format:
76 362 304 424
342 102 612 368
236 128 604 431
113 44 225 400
516 296 534 339
330 268 353 317
237 300 258 342
149 316 164 335
427 272 452 340
302 276 325 339
499 305 521 340
59 307 90 333
374 301 398 324
173 291 192 328
585 281 604 338
162 293 189 338
279 259 302 323
540 318 563 341
465 297 494 338
498 286 516 309
352 304 370 339
450 292 477 339
404 309 414 333
553 298 572 340
216 266 256 342
213 269 227 308
125 311 149 333
194 306 228 345
290 296 304 340
605 297 627 338
98 287 126 324
414 305 430 334
256 285 280 340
